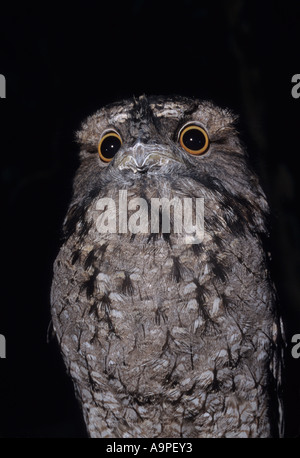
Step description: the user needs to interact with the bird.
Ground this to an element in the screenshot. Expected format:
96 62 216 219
51 94 285 438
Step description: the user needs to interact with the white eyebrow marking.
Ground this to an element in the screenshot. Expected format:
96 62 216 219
110 112 130 123
150 103 182 118
154 109 181 118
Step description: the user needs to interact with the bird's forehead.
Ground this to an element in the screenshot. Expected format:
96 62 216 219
105 99 187 125
149 101 186 118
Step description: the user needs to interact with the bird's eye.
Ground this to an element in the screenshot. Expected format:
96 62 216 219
98 132 122 162
179 124 209 155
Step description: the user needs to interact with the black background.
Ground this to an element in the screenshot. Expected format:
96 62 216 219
0 0 300 438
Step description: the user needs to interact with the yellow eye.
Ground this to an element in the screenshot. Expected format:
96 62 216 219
98 132 122 162
179 124 209 155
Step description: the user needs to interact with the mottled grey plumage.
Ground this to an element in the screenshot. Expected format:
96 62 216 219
51 95 284 438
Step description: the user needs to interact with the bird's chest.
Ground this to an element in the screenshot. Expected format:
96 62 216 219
92 238 201 343
71 236 220 396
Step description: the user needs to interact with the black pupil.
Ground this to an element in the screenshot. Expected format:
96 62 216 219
182 128 206 151
101 135 121 159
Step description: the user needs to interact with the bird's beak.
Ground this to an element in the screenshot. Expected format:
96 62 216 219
115 142 182 174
